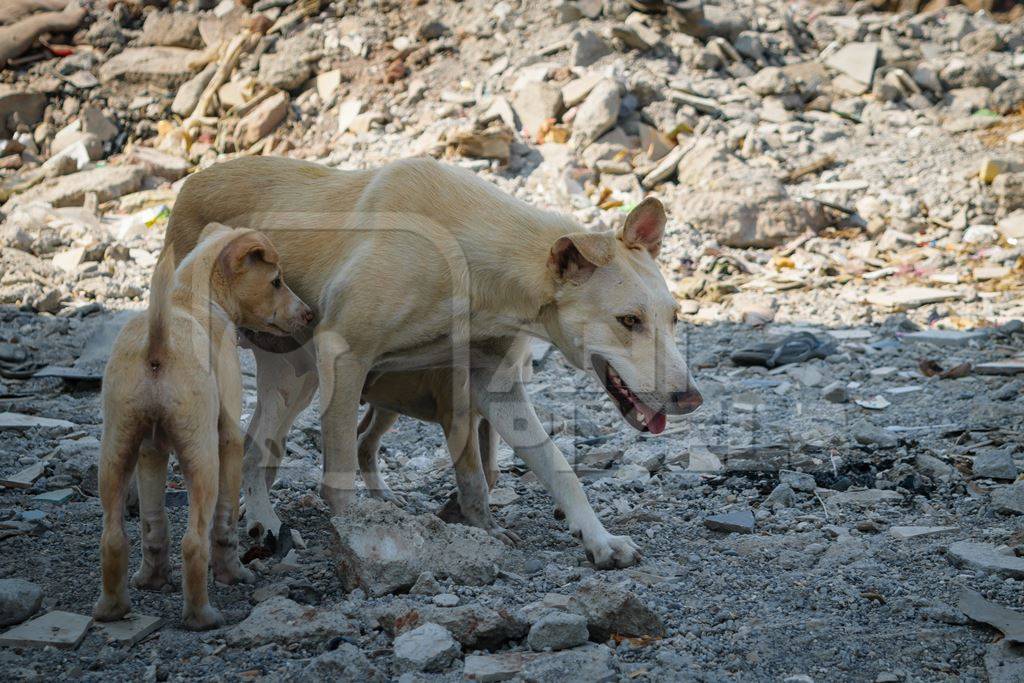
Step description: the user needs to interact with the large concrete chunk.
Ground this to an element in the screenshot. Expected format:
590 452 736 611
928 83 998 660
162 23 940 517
225 597 357 647
0 611 91 649
331 499 505 596
569 580 665 641
99 47 203 87
372 599 528 649
947 542 1024 579
8 166 146 209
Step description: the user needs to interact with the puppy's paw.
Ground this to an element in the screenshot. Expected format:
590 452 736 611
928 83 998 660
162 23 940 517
182 604 225 631
214 561 256 586
585 533 640 569
131 565 175 592
488 525 521 547
92 592 131 622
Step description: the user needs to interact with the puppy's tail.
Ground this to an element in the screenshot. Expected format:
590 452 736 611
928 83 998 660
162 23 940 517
145 245 175 370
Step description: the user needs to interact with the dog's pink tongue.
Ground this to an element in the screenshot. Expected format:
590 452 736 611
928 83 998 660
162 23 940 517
634 401 667 435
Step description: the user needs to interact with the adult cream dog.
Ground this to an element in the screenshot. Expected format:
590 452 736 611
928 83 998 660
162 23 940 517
93 224 312 629
164 156 701 568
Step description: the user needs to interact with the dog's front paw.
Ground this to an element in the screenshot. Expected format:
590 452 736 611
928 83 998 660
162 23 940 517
182 603 225 631
131 565 175 592
366 484 407 507
92 591 131 622
585 533 640 569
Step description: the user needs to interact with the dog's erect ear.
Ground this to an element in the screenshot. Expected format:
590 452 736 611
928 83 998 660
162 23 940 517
218 232 278 276
619 197 666 257
548 232 614 285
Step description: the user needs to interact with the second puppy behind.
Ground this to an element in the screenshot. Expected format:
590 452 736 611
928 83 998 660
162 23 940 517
93 223 313 630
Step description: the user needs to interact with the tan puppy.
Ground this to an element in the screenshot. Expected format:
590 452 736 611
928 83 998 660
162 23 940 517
166 156 702 568
93 223 312 630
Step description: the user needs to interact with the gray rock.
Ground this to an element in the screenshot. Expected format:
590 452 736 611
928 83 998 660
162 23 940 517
0 579 42 627
373 599 528 649
331 499 505 596
985 640 1024 683
765 483 797 509
409 571 441 596
259 52 312 92
960 28 1002 56
704 508 756 533
139 11 202 49
990 79 1024 115
527 612 589 652
512 81 564 137
673 141 827 248
571 30 612 67
748 67 796 96
821 381 848 403
852 421 899 449
992 482 1024 515
825 42 879 88
226 597 356 647
393 622 461 673
464 651 545 682
571 79 620 147
0 87 47 138
569 579 665 640
518 644 617 683
973 448 1018 480
947 541 1024 579
780 470 816 492
300 643 383 682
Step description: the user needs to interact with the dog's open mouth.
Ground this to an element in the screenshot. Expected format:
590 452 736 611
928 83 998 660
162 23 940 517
591 355 667 435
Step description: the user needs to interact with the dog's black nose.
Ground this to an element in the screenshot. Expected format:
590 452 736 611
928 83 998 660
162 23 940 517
670 389 703 413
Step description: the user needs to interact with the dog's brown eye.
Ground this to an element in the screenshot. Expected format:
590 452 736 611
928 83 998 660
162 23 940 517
272 276 282 289
618 314 641 330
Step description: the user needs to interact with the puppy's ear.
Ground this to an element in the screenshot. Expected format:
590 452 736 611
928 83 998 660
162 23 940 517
218 232 276 276
619 197 666 257
548 232 614 285
199 222 233 242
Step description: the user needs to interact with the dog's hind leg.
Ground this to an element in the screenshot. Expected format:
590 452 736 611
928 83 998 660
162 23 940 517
447 415 519 546
478 418 500 490
356 406 404 504
242 345 317 544
176 419 224 631
212 417 255 586
94 413 144 622
130 437 175 592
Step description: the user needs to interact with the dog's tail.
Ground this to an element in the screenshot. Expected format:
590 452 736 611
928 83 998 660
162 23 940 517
145 245 175 370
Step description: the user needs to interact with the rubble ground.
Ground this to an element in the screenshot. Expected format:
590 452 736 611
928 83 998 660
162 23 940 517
2 0 1024 680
